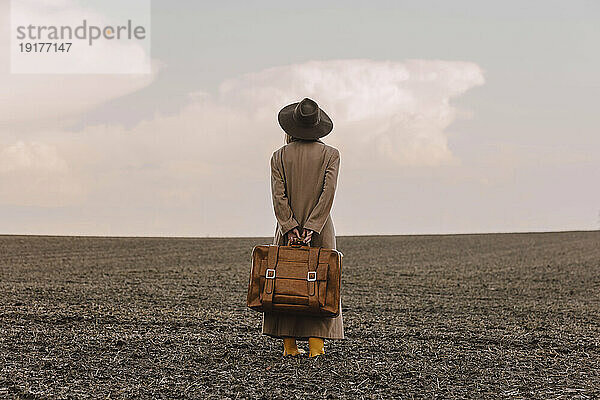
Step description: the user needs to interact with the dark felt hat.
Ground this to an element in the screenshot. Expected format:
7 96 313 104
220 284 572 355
277 97 333 140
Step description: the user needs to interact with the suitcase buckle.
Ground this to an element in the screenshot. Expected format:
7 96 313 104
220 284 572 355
307 271 317 281
265 269 276 279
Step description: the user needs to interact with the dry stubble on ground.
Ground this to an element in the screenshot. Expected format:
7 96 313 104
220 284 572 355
1 231 599 399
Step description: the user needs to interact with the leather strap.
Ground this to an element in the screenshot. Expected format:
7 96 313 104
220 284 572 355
262 245 279 312
307 247 321 313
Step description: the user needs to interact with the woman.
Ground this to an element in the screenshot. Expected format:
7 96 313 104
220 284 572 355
262 97 344 357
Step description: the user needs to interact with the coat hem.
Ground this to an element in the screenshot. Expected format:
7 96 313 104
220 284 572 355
262 331 345 340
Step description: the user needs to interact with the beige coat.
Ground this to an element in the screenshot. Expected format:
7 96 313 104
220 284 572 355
261 139 345 340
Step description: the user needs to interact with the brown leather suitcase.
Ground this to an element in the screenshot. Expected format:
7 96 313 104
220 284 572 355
247 241 342 317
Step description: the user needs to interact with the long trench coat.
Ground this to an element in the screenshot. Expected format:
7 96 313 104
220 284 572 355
261 138 345 340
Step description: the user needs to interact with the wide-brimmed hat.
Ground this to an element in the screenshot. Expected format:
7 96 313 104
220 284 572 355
278 97 333 140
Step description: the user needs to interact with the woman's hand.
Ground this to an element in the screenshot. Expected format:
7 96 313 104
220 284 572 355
286 227 302 245
301 228 314 245
285 227 314 245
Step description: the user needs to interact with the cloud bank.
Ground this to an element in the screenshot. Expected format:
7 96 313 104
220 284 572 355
217 59 485 168
0 58 485 235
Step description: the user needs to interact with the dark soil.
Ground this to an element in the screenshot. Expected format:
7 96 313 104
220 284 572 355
1 231 599 399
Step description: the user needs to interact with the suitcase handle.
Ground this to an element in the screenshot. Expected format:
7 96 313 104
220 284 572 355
288 237 309 247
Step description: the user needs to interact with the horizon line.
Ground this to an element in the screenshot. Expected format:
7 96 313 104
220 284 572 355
0 228 598 240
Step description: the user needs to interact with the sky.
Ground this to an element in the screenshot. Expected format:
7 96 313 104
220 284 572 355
1 0 599 237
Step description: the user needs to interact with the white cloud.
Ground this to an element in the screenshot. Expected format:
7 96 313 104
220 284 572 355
0 67 159 125
0 140 84 206
216 58 485 168
0 140 67 173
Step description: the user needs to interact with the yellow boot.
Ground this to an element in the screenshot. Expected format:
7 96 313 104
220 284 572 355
308 337 325 358
283 337 306 356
